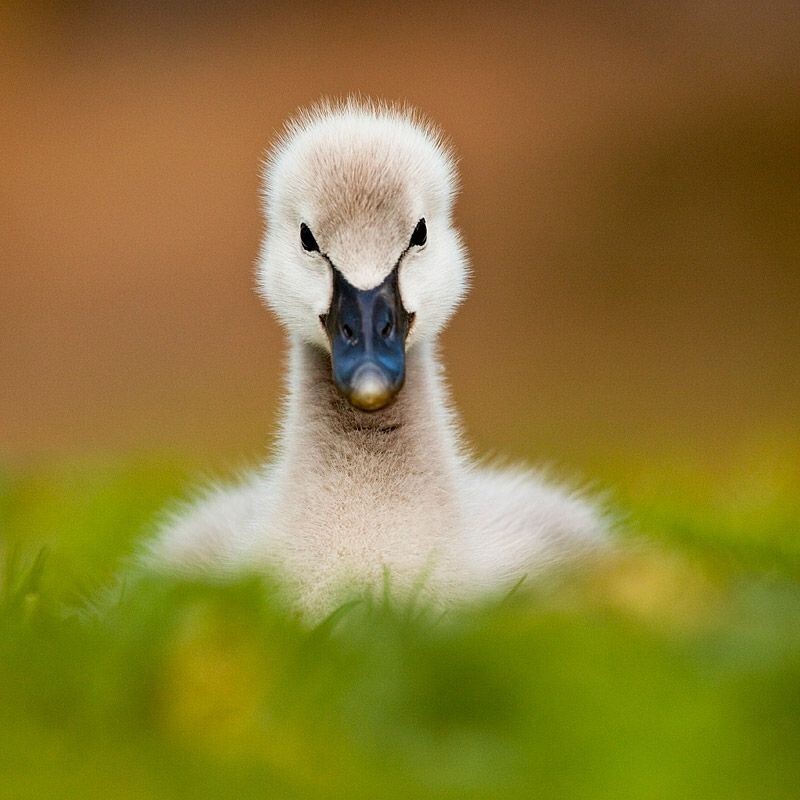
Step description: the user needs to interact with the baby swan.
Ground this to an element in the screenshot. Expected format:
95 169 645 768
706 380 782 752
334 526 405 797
148 101 609 616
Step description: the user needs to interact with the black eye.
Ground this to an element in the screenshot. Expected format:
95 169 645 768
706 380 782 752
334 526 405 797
300 223 319 252
409 218 427 247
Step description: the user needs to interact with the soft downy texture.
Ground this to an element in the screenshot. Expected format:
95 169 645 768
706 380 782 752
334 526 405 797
146 99 610 619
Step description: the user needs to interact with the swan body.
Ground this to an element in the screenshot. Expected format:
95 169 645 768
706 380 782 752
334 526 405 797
148 100 608 616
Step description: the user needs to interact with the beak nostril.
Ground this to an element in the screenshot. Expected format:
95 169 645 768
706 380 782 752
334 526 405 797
341 323 354 341
381 320 393 339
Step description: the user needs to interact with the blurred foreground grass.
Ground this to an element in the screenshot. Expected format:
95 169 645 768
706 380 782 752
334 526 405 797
1 447 799 799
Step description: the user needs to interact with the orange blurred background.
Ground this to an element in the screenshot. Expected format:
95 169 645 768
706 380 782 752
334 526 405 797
2 2 798 468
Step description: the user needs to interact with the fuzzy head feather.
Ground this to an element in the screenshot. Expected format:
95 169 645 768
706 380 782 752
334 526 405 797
257 99 470 349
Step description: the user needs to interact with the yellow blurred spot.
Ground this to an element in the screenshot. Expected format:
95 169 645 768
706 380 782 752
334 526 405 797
588 548 722 630
158 603 272 760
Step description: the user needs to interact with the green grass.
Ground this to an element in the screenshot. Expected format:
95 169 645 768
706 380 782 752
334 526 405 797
1 449 799 799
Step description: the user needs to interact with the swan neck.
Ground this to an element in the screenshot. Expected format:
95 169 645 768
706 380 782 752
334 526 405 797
281 338 456 462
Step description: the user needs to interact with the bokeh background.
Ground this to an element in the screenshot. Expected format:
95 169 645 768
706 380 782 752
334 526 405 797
3 1 798 472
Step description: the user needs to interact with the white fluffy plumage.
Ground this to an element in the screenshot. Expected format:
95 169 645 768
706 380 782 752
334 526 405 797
146 99 610 617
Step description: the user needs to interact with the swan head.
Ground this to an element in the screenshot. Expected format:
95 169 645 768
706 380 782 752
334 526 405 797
257 100 469 411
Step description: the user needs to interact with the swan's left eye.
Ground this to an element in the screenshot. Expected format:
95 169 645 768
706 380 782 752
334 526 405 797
300 223 320 253
409 218 427 248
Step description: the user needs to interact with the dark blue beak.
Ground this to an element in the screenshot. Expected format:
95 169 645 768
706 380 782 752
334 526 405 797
322 265 412 411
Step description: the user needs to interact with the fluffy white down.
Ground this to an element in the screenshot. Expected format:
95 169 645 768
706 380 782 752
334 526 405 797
145 100 611 617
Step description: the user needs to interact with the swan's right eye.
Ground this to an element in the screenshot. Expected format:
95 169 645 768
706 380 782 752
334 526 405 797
300 223 320 253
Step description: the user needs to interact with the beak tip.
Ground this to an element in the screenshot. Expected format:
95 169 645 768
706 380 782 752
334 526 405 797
347 366 395 411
